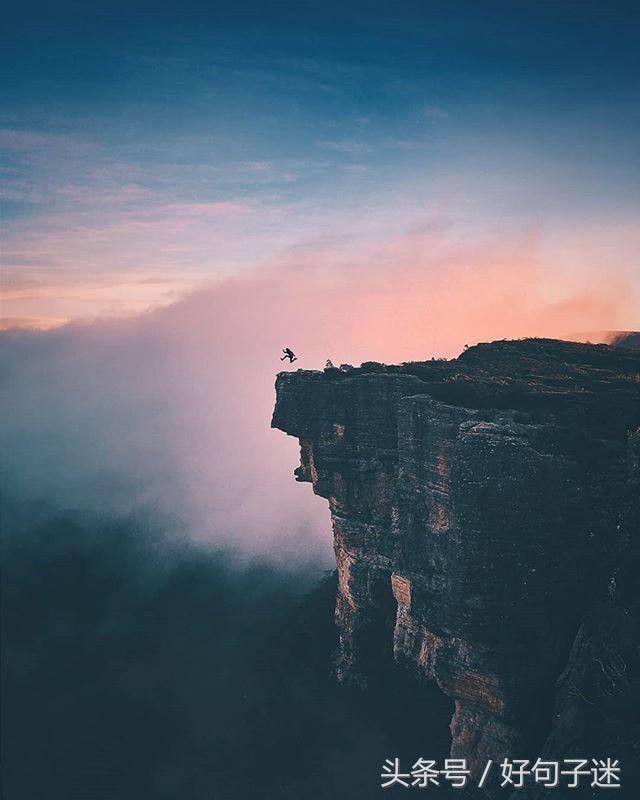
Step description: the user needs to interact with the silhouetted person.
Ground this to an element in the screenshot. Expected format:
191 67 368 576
281 347 297 363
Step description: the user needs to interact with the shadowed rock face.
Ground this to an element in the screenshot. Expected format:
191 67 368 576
272 338 640 788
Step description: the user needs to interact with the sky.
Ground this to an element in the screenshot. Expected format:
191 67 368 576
2 9 639 795
1 0 639 562
2 0 639 329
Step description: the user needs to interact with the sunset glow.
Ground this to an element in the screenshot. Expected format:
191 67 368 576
2 2 638 332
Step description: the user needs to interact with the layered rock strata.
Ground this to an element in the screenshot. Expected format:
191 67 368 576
272 338 640 785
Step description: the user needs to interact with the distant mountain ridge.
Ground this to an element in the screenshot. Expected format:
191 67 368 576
565 330 640 349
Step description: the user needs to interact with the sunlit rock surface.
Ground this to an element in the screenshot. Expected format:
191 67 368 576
272 338 640 791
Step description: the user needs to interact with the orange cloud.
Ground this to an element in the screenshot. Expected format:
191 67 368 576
188 226 631 366
2 227 636 562
4 224 636 356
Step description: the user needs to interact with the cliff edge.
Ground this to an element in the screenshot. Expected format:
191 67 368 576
272 337 640 792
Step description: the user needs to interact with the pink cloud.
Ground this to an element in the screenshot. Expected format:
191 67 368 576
2 226 635 565
4 217 637 346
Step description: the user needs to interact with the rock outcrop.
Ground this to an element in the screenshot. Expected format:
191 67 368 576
272 338 640 791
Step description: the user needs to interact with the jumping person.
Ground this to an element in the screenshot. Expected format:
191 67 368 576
281 347 297 363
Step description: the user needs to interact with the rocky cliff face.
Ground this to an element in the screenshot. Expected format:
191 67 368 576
272 338 640 791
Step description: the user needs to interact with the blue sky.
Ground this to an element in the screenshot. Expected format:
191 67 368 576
2 0 639 326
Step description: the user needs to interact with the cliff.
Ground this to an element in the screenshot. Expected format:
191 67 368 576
272 338 640 793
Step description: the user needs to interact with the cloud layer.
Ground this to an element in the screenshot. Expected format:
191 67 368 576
2 226 633 564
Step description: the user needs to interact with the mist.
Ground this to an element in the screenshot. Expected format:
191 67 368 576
2 226 633 800
2 505 458 800
1 226 631 564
